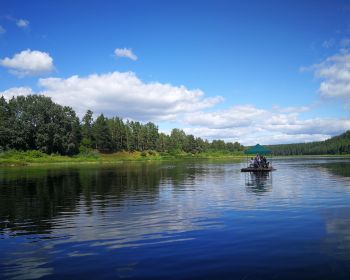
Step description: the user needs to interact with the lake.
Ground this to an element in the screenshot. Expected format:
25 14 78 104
1 157 350 279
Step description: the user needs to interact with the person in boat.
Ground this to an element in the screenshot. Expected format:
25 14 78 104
254 154 260 168
261 156 269 168
258 154 264 167
249 157 255 167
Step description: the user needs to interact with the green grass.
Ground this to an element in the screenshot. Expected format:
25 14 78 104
2 150 349 167
0 150 246 166
0 150 99 166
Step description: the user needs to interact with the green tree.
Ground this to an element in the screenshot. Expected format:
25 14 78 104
169 128 187 152
0 96 11 151
106 116 132 152
81 110 94 149
144 122 159 151
3 95 81 154
156 133 170 152
211 140 226 151
183 134 198 153
93 114 112 152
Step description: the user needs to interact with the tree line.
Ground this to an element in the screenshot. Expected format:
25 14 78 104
267 130 350 155
0 95 244 155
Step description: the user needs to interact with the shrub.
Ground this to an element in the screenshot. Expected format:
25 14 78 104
26 150 46 158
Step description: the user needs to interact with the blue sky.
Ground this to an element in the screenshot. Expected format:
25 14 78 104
1 0 350 144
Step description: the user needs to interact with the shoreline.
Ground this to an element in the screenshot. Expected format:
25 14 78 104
0 150 247 167
1 150 349 167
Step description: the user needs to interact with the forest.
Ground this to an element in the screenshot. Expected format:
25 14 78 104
267 131 350 155
0 95 244 155
1 95 350 157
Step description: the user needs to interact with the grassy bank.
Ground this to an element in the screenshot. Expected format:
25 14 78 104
0 150 246 166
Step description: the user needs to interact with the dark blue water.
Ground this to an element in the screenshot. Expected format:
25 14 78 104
1 157 350 279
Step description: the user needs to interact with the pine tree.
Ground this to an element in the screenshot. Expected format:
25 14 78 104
93 114 112 152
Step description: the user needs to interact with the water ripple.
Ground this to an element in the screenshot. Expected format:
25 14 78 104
1 158 350 279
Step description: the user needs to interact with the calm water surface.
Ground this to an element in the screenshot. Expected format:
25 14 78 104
1 157 350 279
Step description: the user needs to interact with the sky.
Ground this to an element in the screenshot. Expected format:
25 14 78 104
1 0 350 145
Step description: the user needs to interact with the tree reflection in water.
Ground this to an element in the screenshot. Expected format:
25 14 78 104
0 162 204 236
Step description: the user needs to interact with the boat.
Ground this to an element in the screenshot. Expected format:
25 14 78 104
241 144 276 172
241 166 275 172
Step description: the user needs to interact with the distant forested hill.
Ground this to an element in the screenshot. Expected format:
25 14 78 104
267 131 350 155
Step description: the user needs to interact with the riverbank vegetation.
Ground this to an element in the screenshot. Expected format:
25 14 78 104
0 149 246 166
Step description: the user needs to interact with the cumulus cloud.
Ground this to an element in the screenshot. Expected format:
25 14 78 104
307 50 350 101
0 49 54 77
184 105 267 129
0 87 34 100
114 48 138 61
0 25 6 34
184 126 336 145
16 19 30 29
183 105 350 145
1 69 348 145
36 71 222 121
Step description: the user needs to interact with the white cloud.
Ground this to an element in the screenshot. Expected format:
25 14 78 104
272 105 310 114
183 105 350 145
36 71 222 121
1 68 348 145
16 19 29 29
183 126 344 146
2 75 348 145
114 48 138 61
0 49 54 77
0 87 34 100
308 50 350 100
4 16 30 30
256 133 331 145
0 25 6 34
184 105 267 129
